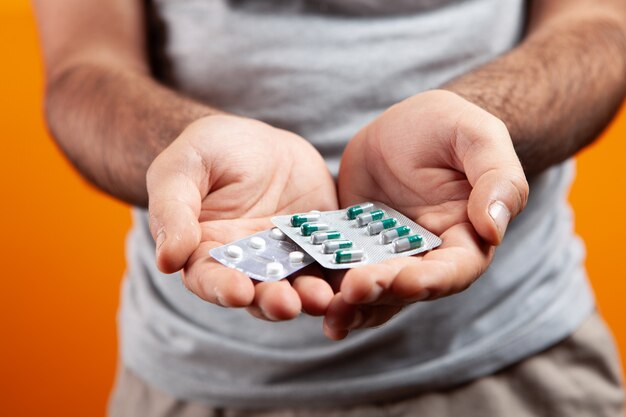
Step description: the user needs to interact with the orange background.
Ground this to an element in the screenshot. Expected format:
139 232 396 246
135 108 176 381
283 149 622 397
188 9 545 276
1 2 624 416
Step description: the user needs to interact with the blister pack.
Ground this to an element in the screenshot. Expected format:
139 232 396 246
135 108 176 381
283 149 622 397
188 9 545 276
271 202 442 269
209 227 314 282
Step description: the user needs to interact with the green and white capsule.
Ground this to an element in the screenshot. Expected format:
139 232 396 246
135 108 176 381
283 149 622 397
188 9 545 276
367 218 398 235
380 225 411 244
346 202 375 220
311 230 342 244
392 234 424 253
322 239 353 254
334 248 365 264
356 209 385 227
300 222 330 236
291 212 321 227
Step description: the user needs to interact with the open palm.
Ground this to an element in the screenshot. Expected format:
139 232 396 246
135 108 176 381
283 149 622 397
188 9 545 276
324 90 529 339
147 115 339 321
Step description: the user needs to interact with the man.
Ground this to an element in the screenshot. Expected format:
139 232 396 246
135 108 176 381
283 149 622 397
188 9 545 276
34 0 625 416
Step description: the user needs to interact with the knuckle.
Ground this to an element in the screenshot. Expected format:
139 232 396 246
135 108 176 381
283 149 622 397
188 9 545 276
491 117 509 136
147 212 162 237
182 268 209 302
145 161 160 190
481 116 509 144
508 172 530 211
180 270 196 294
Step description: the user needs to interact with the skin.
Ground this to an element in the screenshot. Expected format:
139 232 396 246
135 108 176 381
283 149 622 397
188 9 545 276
32 0 342 320
146 115 339 320
325 0 626 339
326 90 528 339
33 0 626 337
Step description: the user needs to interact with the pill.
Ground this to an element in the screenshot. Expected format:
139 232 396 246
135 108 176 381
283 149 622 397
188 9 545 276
266 262 284 278
270 228 285 240
289 251 305 264
322 239 353 254
356 209 385 227
346 202 375 220
226 245 243 259
291 212 321 227
249 237 266 250
334 249 365 264
380 225 412 244
367 218 398 235
392 234 424 253
301 222 330 236
310 230 342 244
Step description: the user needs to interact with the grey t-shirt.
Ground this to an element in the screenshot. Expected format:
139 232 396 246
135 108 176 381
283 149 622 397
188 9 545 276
119 0 594 408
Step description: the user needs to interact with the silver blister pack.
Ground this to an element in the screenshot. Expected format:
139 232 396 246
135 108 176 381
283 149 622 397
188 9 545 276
209 228 314 282
271 202 442 270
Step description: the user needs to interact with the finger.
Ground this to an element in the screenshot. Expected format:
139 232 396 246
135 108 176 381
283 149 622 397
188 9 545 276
183 240 255 307
147 142 209 273
249 281 302 321
324 269 347 294
348 304 402 331
323 326 349 341
413 199 469 238
323 294 358 340
323 295 403 339
453 109 529 245
292 274 334 316
340 263 401 305
245 305 268 321
391 222 493 301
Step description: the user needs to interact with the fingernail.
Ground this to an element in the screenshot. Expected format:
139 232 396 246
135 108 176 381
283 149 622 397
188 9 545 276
214 288 228 307
215 287 238 309
416 289 430 301
361 284 383 303
260 306 279 321
488 201 511 241
348 310 364 330
407 289 431 303
156 229 166 252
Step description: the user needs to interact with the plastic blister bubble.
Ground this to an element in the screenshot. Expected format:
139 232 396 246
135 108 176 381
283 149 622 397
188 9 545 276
209 228 314 282
271 202 442 270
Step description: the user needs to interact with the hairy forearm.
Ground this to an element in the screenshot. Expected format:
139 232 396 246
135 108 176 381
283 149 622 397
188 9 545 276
444 10 626 176
45 63 217 206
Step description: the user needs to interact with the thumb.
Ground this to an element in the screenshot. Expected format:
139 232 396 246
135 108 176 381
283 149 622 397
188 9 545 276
457 114 529 246
467 169 528 245
147 142 208 273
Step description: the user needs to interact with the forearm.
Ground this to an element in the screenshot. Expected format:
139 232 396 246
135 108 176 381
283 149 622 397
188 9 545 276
45 63 217 206
444 4 626 176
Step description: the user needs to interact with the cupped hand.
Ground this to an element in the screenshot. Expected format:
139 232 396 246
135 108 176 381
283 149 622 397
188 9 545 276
147 115 339 321
324 90 529 339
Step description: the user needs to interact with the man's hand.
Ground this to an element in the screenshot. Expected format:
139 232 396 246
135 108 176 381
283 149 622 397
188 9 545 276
147 115 339 321
324 90 529 340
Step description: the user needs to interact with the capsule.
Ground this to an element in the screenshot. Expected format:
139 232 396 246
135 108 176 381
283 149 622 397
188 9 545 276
346 202 375 220
392 234 424 253
311 230 342 244
291 212 321 227
300 222 330 236
322 239 353 254
367 218 398 235
334 249 365 264
356 209 385 227
379 225 411 244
